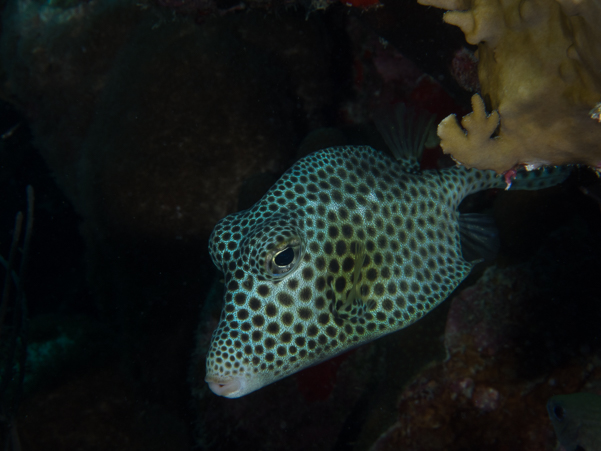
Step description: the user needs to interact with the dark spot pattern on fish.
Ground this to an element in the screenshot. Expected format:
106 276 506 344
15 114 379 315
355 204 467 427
205 142 570 398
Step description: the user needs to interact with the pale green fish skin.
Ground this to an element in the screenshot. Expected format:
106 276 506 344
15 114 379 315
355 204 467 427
205 143 569 398
548 392 601 451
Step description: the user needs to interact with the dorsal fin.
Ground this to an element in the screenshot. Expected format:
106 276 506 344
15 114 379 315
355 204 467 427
374 103 436 174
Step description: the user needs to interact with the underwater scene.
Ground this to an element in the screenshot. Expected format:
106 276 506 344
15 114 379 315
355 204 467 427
1 0 601 449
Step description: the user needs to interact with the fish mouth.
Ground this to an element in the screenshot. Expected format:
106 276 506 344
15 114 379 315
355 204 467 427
205 375 246 398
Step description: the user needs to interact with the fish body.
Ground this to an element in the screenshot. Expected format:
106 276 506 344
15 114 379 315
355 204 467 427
548 392 601 451
205 128 569 398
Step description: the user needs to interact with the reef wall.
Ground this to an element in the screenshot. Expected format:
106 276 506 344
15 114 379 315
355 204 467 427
0 1 335 447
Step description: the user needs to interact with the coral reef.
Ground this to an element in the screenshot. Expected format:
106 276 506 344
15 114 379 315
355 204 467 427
2 0 599 448
418 0 601 173
371 354 601 450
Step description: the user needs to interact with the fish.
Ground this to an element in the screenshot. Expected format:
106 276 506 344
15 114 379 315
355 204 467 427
204 105 570 398
547 392 601 451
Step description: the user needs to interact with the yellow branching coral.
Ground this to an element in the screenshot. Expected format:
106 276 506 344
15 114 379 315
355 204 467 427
419 0 601 173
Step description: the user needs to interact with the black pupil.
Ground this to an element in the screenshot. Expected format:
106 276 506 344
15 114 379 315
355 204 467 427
553 405 564 421
274 247 294 267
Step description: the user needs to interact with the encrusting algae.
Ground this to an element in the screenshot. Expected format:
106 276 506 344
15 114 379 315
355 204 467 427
204 106 570 398
418 0 601 173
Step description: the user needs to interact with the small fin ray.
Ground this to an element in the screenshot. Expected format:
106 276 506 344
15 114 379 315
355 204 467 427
459 213 500 262
374 103 436 173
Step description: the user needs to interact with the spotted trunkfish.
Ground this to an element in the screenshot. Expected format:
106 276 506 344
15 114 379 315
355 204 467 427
204 106 570 397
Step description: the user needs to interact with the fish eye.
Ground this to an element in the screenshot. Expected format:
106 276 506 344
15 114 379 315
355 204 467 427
553 405 565 421
266 241 301 276
274 247 295 266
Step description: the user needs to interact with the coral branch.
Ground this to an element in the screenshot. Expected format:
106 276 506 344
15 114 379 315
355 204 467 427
419 0 601 173
438 94 514 171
